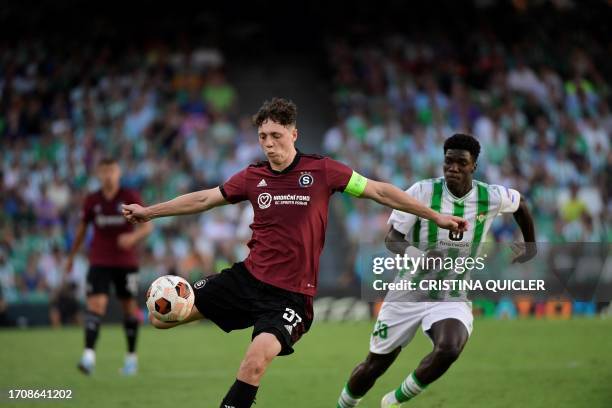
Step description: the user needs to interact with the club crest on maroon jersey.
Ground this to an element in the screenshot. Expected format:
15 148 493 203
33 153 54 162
257 192 272 209
298 172 314 187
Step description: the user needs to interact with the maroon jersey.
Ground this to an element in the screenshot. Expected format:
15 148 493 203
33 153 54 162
220 152 354 296
81 188 143 268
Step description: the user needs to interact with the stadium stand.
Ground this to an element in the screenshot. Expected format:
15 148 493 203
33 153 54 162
322 14 610 287
0 0 609 321
0 41 260 306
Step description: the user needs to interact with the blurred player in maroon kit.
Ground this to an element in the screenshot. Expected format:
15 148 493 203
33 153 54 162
66 158 152 375
122 98 466 407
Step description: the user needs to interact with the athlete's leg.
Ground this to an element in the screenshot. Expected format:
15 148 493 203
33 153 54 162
237 332 281 385
337 348 402 407
337 301 422 408
119 297 140 375
84 293 108 347
149 304 205 329
220 332 281 408
83 267 111 356
78 293 108 375
381 318 470 406
350 348 402 395
114 270 141 374
414 318 469 384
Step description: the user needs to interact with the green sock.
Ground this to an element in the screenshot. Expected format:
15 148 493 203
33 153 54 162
393 372 427 403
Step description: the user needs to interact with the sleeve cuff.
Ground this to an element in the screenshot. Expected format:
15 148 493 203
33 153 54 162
219 184 229 201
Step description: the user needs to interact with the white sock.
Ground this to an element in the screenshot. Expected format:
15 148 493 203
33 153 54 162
125 353 137 363
337 384 362 408
83 348 95 363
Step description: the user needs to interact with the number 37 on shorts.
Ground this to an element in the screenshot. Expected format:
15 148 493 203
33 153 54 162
282 307 302 328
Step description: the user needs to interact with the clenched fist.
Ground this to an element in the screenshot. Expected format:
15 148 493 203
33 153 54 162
435 214 468 233
122 204 151 224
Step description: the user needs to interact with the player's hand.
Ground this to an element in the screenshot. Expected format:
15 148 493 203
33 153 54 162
511 242 537 264
118 233 137 250
122 203 150 224
435 214 468 233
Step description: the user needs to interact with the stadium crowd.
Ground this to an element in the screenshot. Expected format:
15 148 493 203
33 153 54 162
0 43 260 305
323 29 611 259
0 5 610 308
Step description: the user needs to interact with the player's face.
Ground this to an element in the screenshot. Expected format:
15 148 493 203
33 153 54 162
443 149 475 190
258 119 298 165
96 163 121 190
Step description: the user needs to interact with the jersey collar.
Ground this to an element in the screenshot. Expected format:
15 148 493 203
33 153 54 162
267 149 302 175
443 179 475 202
101 186 122 202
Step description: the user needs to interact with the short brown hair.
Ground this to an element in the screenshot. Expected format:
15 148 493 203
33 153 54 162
252 97 297 127
97 157 118 167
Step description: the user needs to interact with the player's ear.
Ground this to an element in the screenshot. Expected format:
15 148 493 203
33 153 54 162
292 127 298 142
472 161 477 174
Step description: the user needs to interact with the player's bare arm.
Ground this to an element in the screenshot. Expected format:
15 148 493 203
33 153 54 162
360 179 468 233
122 186 227 223
384 227 410 255
512 195 537 263
65 221 88 275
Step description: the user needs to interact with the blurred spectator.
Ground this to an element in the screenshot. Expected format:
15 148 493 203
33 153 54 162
202 70 237 114
0 2 610 302
560 184 588 223
323 14 610 286
19 255 47 295
0 43 259 304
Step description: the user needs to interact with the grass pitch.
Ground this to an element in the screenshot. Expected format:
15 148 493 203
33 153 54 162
1 318 611 407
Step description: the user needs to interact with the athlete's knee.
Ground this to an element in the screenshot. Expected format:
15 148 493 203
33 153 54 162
120 298 137 317
361 357 389 378
238 352 272 383
124 314 139 329
432 341 463 364
238 334 280 383
362 349 400 378
87 296 108 315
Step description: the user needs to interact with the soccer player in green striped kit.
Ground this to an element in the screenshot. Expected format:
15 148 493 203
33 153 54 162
336 134 537 408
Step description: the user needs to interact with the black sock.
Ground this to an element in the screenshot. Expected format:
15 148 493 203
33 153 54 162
84 311 102 349
123 316 139 353
220 379 258 408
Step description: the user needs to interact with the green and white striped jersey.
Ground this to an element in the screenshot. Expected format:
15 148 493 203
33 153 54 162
389 177 520 254
387 177 521 301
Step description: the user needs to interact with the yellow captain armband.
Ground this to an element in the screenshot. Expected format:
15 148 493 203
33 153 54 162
344 171 368 197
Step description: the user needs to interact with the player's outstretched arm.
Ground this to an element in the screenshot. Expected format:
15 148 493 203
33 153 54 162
511 196 537 263
122 187 227 223
360 179 468 233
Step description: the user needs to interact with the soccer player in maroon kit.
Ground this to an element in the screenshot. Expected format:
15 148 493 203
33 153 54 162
122 98 466 407
66 158 152 375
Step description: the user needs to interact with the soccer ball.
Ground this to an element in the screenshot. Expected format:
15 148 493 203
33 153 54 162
146 275 195 322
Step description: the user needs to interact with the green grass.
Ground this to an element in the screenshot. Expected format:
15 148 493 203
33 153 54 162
1 319 611 407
